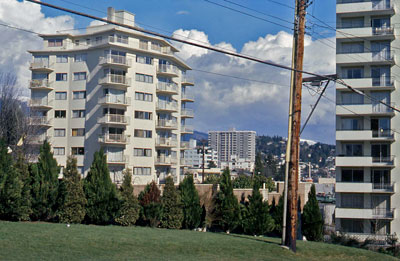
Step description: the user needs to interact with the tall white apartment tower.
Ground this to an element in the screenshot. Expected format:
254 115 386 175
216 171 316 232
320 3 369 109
335 0 399 238
208 130 256 170
28 8 195 185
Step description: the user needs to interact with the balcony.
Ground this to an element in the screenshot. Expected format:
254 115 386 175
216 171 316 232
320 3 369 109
99 134 129 145
106 155 128 165
29 61 53 72
29 116 52 127
30 134 50 145
157 64 179 77
91 35 129 47
99 74 131 87
155 155 178 165
336 155 395 167
181 108 194 118
336 25 394 40
156 82 179 95
156 101 178 112
336 129 394 141
98 95 131 106
29 79 53 90
155 137 178 147
181 93 195 102
336 77 395 90
180 141 191 149
29 99 52 110
336 50 395 65
337 0 395 15
99 54 131 68
336 207 394 220
336 103 395 116
181 125 194 134
98 114 129 125
156 119 178 129
181 76 194 86
336 182 395 193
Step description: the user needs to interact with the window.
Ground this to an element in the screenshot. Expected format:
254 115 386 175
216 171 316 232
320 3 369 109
134 129 152 138
341 42 364 54
135 73 153 83
136 55 153 65
71 147 84 155
73 72 87 81
134 148 152 157
95 36 102 43
72 110 86 118
74 40 80 46
53 147 65 156
56 73 67 81
72 128 85 136
339 17 364 29
48 39 63 47
151 42 161 51
139 40 148 50
135 111 152 120
340 193 364 208
73 91 86 100
110 34 128 44
343 67 363 79
135 92 153 102
55 110 66 118
134 167 151 175
341 92 363 105
74 53 87 62
344 143 363 156
54 129 66 137
55 92 67 100
56 55 68 63
341 169 364 182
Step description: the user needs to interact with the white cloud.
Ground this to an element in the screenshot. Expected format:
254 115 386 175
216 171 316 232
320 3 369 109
0 0 74 93
176 10 189 15
173 29 336 143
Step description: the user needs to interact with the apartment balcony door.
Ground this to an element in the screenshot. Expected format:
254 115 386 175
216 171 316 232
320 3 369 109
371 91 390 112
372 169 390 189
371 41 390 60
371 66 391 86
371 143 389 160
372 0 391 10
371 117 390 137
372 17 390 29
371 195 390 210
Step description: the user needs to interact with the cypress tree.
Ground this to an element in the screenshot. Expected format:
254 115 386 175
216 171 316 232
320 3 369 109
179 175 202 229
139 181 162 227
302 184 323 241
0 140 30 221
245 181 274 235
58 156 86 223
270 196 284 236
115 169 140 226
215 168 240 232
84 149 119 225
161 176 183 229
30 141 60 220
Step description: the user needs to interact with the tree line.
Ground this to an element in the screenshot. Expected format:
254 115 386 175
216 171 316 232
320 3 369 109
0 140 323 240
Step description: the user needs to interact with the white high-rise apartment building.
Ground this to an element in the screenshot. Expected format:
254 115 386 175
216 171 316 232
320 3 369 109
336 0 399 238
208 130 256 171
28 8 194 185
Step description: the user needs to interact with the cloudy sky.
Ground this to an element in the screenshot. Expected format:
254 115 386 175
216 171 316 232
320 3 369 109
3 0 336 143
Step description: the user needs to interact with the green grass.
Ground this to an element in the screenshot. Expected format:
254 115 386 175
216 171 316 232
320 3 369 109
0 221 396 261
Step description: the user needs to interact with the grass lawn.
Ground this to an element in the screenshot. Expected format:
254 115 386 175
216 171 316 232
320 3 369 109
0 221 396 261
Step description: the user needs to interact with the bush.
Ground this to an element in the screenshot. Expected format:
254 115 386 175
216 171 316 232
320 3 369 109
139 181 162 227
115 169 140 226
179 175 202 229
160 176 183 229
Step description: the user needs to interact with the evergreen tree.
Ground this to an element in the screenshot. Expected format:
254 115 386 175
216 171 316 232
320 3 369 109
161 176 183 229
0 140 30 221
58 156 86 223
139 181 162 227
302 184 323 241
30 141 60 220
208 160 217 168
84 149 119 225
245 181 274 235
215 168 240 232
115 169 140 226
13 154 32 220
254 153 264 176
179 175 202 229
270 196 284 236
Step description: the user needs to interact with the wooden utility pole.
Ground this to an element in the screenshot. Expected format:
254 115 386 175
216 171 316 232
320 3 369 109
282 0 308 252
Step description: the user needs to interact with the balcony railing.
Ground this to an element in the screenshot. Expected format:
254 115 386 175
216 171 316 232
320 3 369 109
373 182 395 192
157 64 179 75
372 50 395 61
181 76 194 85
156 119 178 128
99 95 131 106
373 208 394 218
181 108 194 117
29 99 52 108
99 134 129 144
336 102 395 113
372 76 395 87
29 116 51 126
372 129 394 138
99 114 129 124
181 125 194 133
156 82 179 93
161 46 173 55
106 155 128 164
30 61 52 71
156 137 178 147
181 93 195 101
99 54 131 66
29 79 52 89
181 141 190 149
337 0 394 11
156 101 178 111
155 155 178 164
99 74 131 86
373 26 394 35
372 155 395 164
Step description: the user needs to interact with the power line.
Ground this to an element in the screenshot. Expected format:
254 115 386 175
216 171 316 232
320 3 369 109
265 0 295 10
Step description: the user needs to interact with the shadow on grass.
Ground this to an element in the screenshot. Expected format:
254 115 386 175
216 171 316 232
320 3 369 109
225 233 282 246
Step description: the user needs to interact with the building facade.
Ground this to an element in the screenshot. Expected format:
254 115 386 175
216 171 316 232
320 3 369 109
335 0 399 238
28 8 194 185
184 139 219 168
208 130 256 171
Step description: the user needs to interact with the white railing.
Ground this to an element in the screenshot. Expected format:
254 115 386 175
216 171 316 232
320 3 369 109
29 116 51 126
181 76 194 84
99 114 129 124
157 64 179 75
99 133 129 144
29 79 52 89
156 101 178 111
99 74 131 86
181 125 194 133
156 119 178 128
30 61 52 70
181 93 195 100
30 99 52 107
156 137 178 147
181 108 194 117
372 50 395 62
373 26 394 35
156 82 179 93
99 95 131 105
99 54 131 66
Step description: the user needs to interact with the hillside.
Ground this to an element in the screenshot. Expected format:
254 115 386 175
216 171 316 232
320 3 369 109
0 222 395 261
